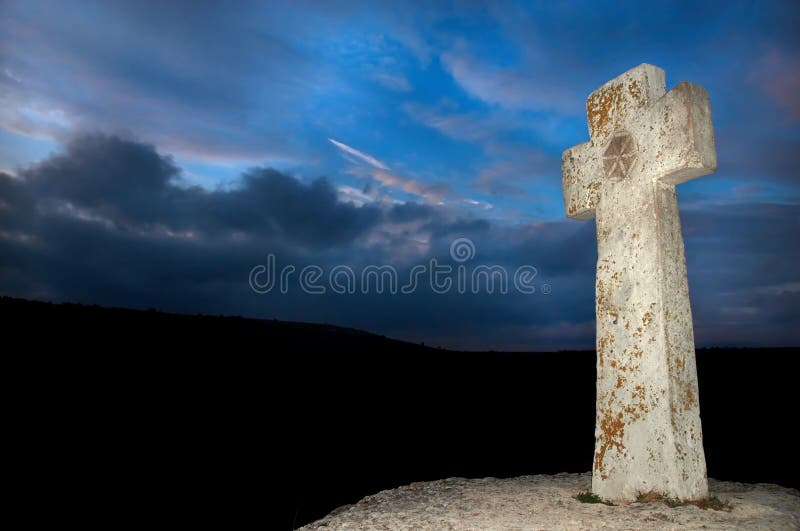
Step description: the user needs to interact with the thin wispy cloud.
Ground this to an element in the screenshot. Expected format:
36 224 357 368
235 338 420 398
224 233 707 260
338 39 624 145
328 138 389 170
373 72 412 93
402 102 494 143
370 169 449 203
328 137 451 204
343 165 449 204
439 51 579 114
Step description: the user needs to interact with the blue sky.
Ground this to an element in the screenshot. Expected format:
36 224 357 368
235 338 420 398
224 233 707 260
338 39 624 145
1 1 798 349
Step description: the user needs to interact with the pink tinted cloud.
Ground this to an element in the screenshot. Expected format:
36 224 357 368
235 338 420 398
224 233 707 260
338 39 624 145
753 50 800 121
370 169 450 203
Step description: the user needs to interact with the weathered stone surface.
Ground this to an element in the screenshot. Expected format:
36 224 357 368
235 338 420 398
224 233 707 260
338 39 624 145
561 64 717 502
300 474 800 530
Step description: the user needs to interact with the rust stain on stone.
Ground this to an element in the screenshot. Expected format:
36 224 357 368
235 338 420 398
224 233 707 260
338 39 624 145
597 333 613 368
628 79 644 104
633 385 650 414
595 409 626 480
633 384 645 400
684 385 695 408
596 277 612 317
642 302 656 327
567 202 579 216
587 179 601 207
588 82 624 143
588 79 648 143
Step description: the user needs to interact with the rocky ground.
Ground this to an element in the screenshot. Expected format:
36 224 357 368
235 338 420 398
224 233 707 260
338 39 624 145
299 472 799 530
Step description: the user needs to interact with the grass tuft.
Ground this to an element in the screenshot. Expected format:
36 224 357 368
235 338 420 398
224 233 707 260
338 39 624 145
574 491 615 506
693 496 733 511
635 491 733 511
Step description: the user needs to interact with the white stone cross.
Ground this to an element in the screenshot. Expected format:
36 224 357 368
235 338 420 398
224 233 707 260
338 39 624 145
562 64 717 502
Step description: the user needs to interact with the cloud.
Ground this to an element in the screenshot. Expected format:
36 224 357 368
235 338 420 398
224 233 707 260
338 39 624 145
0 2 336 165
337 185 376 207
439 50 580 114
328 138 389 170
0 133 601 349
8 133 382 247
0 1 798 349
474 146 558 199
342 165 450 204
372 72 412 92
751 49 800 121
0 134 797 350
370 169 449 203
754 282 800 296
402 102 498 143
328 136 451 204
681 201 800 346
475 163 534 198
401 102 562 204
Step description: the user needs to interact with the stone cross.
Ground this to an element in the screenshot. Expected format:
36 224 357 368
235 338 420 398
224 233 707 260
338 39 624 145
561 64 716 502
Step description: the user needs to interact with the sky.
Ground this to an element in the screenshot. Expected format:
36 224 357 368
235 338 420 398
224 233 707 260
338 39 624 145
1 0 798 350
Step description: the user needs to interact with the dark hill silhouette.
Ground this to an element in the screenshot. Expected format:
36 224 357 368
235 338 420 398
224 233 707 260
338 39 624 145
2 296 797 529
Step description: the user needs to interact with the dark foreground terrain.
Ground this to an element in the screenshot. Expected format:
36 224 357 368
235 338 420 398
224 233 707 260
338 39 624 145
3 296 797 528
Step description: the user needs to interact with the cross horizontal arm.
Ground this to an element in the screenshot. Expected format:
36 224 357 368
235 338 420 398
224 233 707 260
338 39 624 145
639 82 717 185
562 141 601 220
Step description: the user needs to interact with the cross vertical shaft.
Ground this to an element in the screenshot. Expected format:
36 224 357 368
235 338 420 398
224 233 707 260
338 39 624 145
562 64 717 501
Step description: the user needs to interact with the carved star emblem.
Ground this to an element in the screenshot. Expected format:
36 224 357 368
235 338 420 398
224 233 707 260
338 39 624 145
603 132 637 179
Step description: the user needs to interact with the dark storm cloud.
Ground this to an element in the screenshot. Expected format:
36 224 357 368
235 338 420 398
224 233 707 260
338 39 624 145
0 134 597 348
387 202 435 223
427 218 491 240
21 134 178 226
14 134 381 246
0 135 798 349
682 202 800 347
